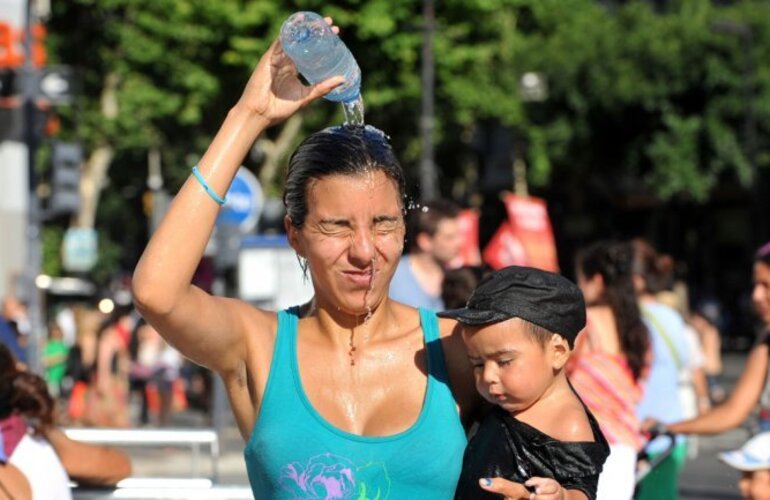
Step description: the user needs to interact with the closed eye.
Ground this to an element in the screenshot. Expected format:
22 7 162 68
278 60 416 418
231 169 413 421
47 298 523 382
373 216 402 234
318 220 353 236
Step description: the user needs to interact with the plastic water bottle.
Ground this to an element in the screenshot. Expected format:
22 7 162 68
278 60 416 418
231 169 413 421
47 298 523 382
280 11 361 104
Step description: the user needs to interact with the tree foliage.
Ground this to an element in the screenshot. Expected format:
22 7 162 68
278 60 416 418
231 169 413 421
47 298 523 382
42 0 770 278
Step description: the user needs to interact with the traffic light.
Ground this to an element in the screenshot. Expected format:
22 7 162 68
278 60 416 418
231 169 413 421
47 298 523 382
49 141 82 215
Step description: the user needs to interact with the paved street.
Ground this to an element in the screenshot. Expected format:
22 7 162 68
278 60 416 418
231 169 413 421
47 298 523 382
679 351 749 500
119 351 753 498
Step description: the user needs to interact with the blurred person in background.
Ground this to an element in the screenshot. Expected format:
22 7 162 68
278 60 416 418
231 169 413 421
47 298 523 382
389 199 462 310
441 266 488 310
631 238 692 500
1 343 132 499
568 240 650 500
128 319 155 426
62 306 102 426
649 241 770 438
43 321 70 399
131 320 185 427
0 295 28 364
90 312 131 427
690 299 725 404
655 269 711 458
0 313 24 365
2 296 30 342
54 303 78 349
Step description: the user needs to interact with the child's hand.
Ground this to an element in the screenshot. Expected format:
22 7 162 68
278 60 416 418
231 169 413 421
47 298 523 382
524 477 565 499
478 477 531 499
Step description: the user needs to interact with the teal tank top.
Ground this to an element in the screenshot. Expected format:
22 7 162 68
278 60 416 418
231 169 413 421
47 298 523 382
244 308 467 499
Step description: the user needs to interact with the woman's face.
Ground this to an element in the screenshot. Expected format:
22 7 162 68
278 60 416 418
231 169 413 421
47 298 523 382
753 261 770 327
289 171 405 316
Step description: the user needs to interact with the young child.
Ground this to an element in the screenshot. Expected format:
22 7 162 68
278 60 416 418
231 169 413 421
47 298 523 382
719 432 770 500
439 265 610 500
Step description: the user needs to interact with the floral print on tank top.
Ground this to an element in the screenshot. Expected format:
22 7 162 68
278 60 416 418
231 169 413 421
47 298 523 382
279 452 391 499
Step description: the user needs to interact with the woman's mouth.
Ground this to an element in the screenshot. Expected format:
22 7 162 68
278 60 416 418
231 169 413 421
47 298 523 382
342 269 376 287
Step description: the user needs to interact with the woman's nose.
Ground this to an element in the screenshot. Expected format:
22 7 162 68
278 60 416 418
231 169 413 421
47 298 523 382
348 228 375 266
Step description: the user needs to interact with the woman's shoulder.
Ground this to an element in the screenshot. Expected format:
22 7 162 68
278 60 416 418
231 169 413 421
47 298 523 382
236 302 280 342
0 463 31 499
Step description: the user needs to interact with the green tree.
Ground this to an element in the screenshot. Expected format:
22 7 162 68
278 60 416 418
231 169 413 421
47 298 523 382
42 0 770 280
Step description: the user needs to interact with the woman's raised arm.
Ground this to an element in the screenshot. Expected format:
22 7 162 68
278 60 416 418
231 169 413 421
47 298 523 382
132 36 345 376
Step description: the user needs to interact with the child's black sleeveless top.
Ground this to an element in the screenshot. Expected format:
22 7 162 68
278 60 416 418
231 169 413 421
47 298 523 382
454 404 610 500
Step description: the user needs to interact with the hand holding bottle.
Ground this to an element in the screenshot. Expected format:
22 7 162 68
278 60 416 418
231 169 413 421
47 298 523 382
236 17 345 127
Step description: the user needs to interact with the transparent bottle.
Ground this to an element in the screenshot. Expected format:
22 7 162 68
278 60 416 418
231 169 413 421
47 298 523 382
280 11 361 103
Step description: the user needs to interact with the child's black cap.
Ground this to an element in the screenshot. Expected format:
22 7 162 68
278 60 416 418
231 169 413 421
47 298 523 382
437 265 586 342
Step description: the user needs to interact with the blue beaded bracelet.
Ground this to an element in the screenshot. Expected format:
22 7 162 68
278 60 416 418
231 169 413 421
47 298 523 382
191 166 227 205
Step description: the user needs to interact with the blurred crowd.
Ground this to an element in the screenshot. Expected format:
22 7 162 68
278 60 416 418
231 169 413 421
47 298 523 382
0 297 205 430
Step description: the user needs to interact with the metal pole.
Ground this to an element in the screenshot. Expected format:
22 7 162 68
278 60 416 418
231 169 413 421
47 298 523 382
419 0 437 201
23 0 44 373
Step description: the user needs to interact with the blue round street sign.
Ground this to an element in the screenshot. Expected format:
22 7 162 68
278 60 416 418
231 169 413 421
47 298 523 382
216 167 263 234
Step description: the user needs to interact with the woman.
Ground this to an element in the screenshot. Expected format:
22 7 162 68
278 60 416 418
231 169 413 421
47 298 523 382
568 241 650 500
1 344 72 500
631 239 692 500
0 344 132 499
655 241 770 436
132 20 481 498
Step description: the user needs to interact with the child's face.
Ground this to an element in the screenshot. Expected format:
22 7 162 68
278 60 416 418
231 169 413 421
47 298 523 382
462 318 561 414
740 470 770 500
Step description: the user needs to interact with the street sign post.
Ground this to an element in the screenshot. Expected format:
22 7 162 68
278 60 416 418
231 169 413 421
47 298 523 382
62 227 98 273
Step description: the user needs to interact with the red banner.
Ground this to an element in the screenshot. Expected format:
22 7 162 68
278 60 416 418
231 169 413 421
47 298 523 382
482 194 559 272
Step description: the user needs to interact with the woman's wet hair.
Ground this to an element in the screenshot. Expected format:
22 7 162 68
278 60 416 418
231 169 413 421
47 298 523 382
577 240 650 381
0 344 55 431
283 125 406 228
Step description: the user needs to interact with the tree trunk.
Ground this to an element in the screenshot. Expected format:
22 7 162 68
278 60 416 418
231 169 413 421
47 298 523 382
76 72 119 229
257 114 303 188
